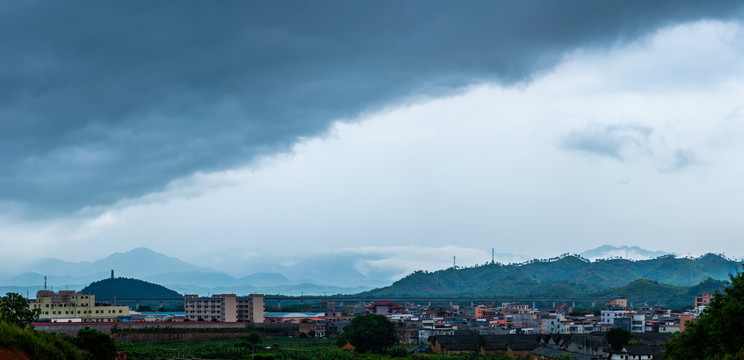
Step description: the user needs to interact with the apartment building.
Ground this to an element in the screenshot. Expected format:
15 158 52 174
184 293 264 323
30 290 129 322
601 309 629 325
695 292 714 308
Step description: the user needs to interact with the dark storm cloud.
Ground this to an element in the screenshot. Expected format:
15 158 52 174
1 1 741 215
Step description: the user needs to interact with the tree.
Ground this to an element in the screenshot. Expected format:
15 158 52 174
73 327 116 360
236 333 264 351
605 327 631 351
337 314 398 353
665 266 744 359
245 333 263 345
0 292 40 329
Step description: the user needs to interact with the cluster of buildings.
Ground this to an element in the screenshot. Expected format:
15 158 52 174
359 295 711 359
28 290 267 324
428 332 668 359
28 286 715 359
355 297 698 345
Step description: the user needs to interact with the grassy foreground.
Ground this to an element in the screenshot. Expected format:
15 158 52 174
0 321 85 360
116 337 511 359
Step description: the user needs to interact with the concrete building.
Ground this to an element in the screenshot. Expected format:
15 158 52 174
606 297 628 309
631 314 646 333
541 313 566 334
601 309 629 326
695 292 714 308
366 301 406 315
184 294 264 323
30 290 129 323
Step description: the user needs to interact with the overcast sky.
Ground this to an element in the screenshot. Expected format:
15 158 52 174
2 1 744 273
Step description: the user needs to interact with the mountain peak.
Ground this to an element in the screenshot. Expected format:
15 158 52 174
119 247 158 256
580 245 673 261
90 247 214 279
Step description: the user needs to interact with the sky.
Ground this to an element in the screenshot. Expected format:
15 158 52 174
1 1 744 276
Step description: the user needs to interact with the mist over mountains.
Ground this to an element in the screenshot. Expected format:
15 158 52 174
579 245 674 261
0 247 385 296
0 245 734 298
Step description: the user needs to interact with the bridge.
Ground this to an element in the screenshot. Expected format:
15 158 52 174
95 295 669 309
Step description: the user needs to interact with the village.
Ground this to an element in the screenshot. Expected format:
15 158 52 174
25 288 716 359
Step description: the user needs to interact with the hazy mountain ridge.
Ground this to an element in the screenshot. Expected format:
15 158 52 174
361 253 741 306
0 247 377 296
2 246 736 299
579 245 674 261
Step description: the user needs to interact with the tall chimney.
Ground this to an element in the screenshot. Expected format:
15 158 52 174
111 269 114 279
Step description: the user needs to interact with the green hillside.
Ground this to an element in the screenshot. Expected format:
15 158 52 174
594 278 728 309
360 253 740 307
80 277 182 299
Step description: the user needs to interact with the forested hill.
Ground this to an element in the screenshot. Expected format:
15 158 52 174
80 277 182 299
360 253 740 303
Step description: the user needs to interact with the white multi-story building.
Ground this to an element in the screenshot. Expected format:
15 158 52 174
184 294 264 323
631 314 646 333
601 309 629 325
541 313 566 334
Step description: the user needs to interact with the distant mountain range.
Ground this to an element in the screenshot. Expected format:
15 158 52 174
360 253 742 309
0 247 376 296
1 245 737 302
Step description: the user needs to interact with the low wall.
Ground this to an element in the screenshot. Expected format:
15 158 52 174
33 321 299 341
113 331 253 342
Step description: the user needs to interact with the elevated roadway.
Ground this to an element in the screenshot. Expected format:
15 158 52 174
95 295 669 308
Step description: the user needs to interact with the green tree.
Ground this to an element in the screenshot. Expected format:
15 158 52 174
0 292 40 329
246 332 263 344
665 266 744 359
73 327 116 360
236 332 264 351
606 327 631 351
337 314 398 353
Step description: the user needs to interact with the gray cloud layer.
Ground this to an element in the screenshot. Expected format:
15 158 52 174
1 1 741 215
562 124 653 160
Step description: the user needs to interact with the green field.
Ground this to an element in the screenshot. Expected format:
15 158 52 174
115 337 510 359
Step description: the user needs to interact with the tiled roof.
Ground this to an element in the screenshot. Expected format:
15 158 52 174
531 347 599 360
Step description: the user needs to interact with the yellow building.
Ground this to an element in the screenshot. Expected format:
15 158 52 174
30 290 129 322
